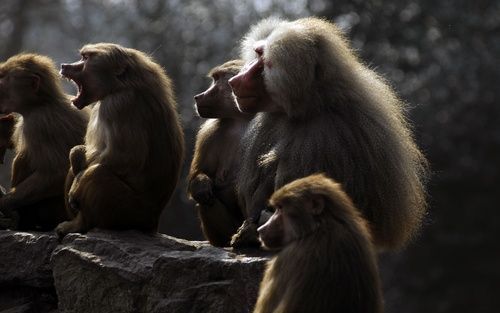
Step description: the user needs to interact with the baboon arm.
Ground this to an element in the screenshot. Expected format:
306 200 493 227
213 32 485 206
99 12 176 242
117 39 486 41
247 178 274 223
2 171 64 210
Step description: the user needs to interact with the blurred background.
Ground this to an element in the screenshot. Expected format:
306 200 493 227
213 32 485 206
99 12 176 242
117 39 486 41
0 0 498 312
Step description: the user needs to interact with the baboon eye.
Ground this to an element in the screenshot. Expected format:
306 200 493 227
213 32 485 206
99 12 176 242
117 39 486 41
255 46 264 56
81 54 89 61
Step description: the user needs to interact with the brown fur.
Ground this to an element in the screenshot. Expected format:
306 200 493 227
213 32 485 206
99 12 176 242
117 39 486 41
230 17 429 250
0 54 89 230
254 174 383 313
56 43 184 237
188 60 252 247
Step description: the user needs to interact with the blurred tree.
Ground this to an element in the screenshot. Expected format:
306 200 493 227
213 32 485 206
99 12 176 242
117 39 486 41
0 0 31 60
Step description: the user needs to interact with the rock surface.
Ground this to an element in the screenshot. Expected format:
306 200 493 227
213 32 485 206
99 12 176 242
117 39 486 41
0 231 59 313
0 230 269 313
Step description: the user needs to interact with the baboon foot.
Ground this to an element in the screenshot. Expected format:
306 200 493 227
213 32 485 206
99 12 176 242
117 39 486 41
230 220 260 248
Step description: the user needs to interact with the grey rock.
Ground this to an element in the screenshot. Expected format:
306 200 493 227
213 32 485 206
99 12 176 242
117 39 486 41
51 230 268 313
0 231 59 313
0 229 268 313
0 230 58 288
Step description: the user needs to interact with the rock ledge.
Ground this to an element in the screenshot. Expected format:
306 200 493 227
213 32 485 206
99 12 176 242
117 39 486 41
0 230 268 313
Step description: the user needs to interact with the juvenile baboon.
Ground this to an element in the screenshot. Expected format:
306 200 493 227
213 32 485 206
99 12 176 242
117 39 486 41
189 59 253 247
254 174 383 313
56 43 184 237
0 54 89 230
229 17 429 249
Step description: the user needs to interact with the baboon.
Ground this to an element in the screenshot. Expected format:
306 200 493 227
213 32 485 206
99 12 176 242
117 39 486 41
229 17 428 249
254 174 383 313
0 53 88 230
189 59 252 247
56 43 184 237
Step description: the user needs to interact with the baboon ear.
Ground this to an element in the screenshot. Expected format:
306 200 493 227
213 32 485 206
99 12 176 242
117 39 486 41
309 194 324 215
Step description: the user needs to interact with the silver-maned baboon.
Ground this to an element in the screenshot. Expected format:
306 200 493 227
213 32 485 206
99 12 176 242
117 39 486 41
229 17 428 250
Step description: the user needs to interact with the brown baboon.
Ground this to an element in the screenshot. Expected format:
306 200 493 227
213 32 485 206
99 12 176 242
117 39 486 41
229 17 429 250
254 174 383 313
0 54 89 230
189 59 253 247
56 43 184 237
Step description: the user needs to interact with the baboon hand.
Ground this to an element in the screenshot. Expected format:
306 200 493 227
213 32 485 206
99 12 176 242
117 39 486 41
190 174 215 205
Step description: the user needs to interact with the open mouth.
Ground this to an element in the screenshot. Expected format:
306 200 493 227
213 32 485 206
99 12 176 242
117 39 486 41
73 81 83 105
69 80 86 109
60 70 86 109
